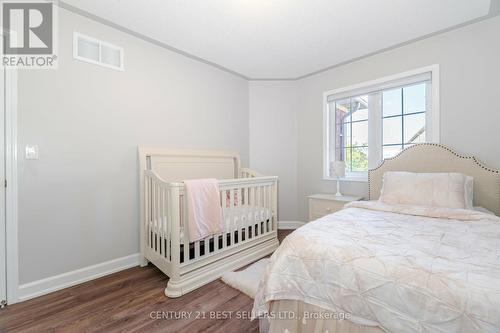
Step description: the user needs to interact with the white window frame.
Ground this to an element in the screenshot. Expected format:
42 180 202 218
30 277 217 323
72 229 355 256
323 65 440 181
73 32 124 71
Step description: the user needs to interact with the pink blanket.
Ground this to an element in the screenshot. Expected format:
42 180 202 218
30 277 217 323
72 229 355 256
184 178 223 242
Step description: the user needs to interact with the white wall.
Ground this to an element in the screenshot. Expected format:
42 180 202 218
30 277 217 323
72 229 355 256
295 15 500 221
17 8 249 284
249 82 298 221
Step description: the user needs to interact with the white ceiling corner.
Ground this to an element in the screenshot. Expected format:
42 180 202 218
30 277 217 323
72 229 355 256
61 0 492 79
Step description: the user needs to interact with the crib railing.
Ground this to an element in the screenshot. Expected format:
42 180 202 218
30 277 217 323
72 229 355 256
143 170 278 278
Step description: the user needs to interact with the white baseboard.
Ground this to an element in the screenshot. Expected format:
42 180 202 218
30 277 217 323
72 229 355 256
17 253 140 303
15 224 300 303
278 221 306 230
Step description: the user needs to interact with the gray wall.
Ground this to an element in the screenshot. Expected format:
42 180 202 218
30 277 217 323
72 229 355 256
17 8 500 284
18 9 249 284
249 81 298 221
295 15 500 221
248 16 500 222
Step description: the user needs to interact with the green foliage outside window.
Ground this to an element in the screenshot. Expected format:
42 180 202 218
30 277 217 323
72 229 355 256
345 146 368 172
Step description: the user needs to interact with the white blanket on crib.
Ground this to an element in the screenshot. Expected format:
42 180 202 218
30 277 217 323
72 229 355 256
184 178 223 242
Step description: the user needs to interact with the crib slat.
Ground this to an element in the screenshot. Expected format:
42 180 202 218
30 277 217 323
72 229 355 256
259 185 264 236
145 175 150 249
183 195 189 263
194 240 200 259
263 185 268 234
268 185 272 231
229 188 235 246
215 191 222 252
160 185 163 256
156 182 160 252
151 176 154 248
150 177 154 248
244 186 249 237
152 181 157 251
157 184 161 254
220 190 226 251
149 176 153 249
236 187 242 243
249 186 254 239
154 180 157 248
266 185 271 232
161 185 166 257
258 185 264 237
157 183 161 254
165 186 170 261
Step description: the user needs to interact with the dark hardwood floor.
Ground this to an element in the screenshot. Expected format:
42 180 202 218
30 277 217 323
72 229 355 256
0 230 293 333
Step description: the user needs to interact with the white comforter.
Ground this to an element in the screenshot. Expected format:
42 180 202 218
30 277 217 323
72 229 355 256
253 201 500 332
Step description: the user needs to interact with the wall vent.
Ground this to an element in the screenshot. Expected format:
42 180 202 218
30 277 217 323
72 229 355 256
73 32 123 71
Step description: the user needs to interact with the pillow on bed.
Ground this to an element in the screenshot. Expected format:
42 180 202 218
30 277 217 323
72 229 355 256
379 171 473 209
464 176 474 210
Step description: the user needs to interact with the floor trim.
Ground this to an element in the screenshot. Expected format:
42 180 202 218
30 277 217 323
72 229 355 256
278 221 306 230
15 228 295 303
17 253 140 302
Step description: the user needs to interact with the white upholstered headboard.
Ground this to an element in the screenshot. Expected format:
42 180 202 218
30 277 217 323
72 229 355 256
138 147 240 183
368 143 500 215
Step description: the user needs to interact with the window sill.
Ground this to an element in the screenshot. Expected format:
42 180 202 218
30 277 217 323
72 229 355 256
323 176 368 183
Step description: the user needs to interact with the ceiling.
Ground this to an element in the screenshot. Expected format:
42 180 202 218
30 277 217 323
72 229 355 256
61 0 493 79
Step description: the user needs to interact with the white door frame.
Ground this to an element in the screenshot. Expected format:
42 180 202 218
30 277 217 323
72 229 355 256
1 30 19 305
0 48 5 308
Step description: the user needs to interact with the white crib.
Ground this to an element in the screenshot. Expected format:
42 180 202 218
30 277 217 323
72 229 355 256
139 148 279 297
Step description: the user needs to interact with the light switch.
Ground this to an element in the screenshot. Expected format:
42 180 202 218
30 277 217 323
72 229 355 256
25 145 39 160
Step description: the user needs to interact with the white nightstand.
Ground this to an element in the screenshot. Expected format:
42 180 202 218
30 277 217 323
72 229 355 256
307 194 363 221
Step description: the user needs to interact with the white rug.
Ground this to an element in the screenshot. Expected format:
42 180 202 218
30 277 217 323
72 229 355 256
221 258 270 299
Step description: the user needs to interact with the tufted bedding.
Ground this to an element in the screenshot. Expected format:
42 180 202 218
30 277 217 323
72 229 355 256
253 201 500 332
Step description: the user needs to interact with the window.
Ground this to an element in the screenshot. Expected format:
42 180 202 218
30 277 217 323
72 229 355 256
382 83 427 159
73 32 124 71
324 66 439 180
332 96 369 175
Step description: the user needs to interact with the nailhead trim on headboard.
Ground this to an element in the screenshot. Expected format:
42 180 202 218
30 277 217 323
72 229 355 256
368 143 500 201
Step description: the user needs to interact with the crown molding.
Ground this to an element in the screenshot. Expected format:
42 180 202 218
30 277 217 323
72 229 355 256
59 1 499 81
58 1 250 80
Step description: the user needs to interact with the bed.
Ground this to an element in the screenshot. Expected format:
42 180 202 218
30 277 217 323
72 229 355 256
138 148 279 297
254 143 500 333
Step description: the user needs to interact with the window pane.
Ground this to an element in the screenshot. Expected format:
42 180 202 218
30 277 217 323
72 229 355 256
351 120 368 147
351 95 368 121
344 148 352 173
335 123 351 151
403 83 426 114
101 45 121 67
335 98 351 124
383 116 402 145
383 88 401 117
351 147 368 172
383 145 402 159
343 122 351 147
404 113 426 144
77 37 99 61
